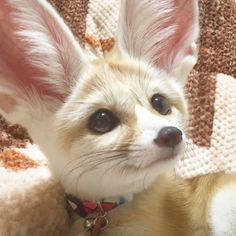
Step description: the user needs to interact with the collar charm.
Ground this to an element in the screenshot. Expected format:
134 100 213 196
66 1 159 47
66 194 125 236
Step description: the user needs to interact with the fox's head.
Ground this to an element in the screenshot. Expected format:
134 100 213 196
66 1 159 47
0 0 198 200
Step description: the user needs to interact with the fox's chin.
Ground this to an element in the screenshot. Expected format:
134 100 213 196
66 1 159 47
60 160 175 200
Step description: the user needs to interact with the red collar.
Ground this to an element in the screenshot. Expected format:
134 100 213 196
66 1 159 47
66 194 122 218
66 194 126 236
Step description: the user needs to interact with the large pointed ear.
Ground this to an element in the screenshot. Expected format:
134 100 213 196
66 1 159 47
0 0 86 118
117 0 199 81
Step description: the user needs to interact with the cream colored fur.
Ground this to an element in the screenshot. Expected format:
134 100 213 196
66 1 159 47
0 0 235 235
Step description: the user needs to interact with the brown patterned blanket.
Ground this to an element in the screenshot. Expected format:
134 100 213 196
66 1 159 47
0 0 235 235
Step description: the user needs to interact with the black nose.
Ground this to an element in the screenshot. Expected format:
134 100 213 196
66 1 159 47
154 127 183 147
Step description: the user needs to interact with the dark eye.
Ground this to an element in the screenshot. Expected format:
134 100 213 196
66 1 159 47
151 94 171 115
88 109 119 134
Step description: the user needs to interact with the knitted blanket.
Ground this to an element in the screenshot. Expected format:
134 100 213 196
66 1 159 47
0 0 235 235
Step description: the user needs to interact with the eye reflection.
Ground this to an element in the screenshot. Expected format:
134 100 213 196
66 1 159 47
88 109 119 134
151 94 171 115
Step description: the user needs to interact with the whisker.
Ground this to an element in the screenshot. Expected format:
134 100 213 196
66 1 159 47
62 144 142 170
61 147 142 180
60 146 135 172
60 141 146 195
100 156 129 179
75 154 128 188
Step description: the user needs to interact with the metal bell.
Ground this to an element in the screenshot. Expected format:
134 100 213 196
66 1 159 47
83 217 95 231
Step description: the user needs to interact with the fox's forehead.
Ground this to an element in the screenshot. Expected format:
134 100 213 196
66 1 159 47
76 59 183 107
92 58 157 82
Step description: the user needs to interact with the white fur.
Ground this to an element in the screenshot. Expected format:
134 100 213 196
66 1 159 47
209 183 236 236
130 104 185 168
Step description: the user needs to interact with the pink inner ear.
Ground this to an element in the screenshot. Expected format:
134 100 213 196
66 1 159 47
0 4 53 103
0 34 44 90
0 3 45 90
156 0 196 70
0 1 78 101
